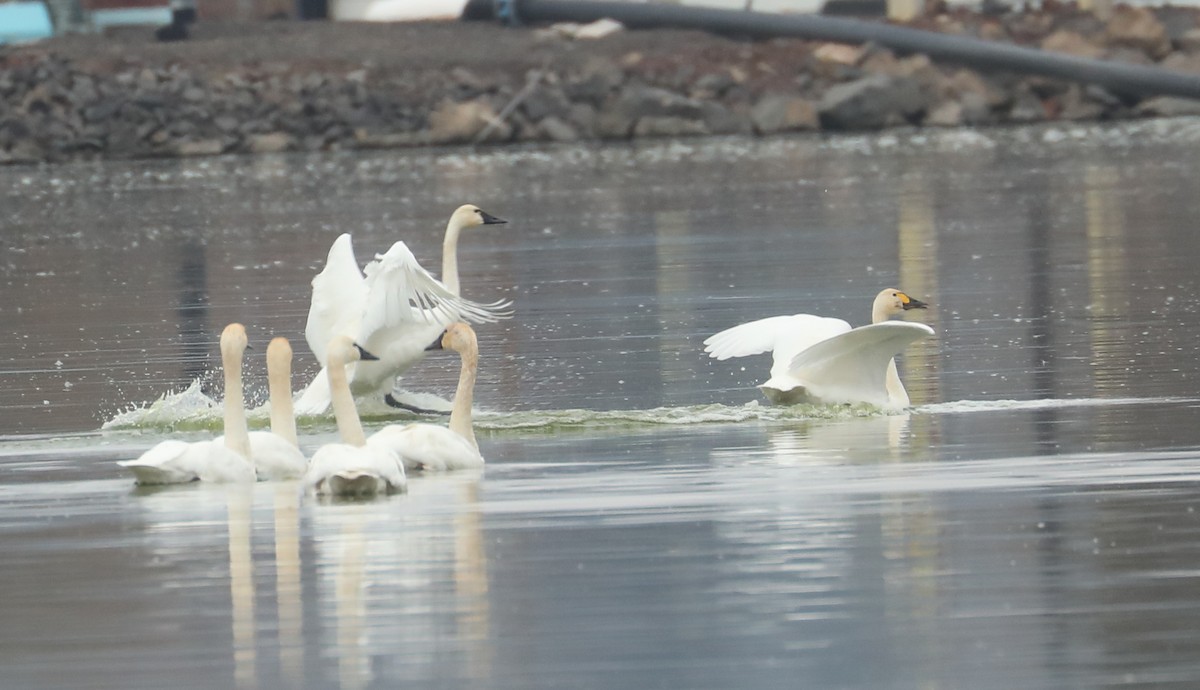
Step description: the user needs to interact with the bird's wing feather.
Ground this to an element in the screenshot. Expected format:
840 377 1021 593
787 321 934 404
306 234 368 365
357 240 512 343
703 314 851 360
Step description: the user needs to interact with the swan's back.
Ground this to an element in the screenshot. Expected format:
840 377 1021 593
368 423 484 472
787 321 934 406
304 443 406 496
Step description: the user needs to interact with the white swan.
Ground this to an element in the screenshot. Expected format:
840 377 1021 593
703 288 934 409
367 323 484 472
294 205 510 415
118 323 258 484
242 337 308 480
302 336 407 497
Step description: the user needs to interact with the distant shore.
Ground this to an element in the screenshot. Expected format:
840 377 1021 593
4 7 1200 165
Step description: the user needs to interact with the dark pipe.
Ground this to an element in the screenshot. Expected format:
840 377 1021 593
508 0 1200 100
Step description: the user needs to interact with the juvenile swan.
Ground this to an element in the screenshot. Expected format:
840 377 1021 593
704 288 934 409
118 324 258 484
242 337 308 480
302 336 407 497
295 205 510 415
367 323 484 472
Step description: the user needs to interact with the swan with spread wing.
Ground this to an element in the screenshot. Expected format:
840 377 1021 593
704 288 934 409
294 206 510 415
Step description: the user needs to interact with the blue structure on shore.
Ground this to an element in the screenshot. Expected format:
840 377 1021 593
0 2 55 44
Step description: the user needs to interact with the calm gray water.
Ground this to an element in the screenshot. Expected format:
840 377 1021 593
3 120 1200 688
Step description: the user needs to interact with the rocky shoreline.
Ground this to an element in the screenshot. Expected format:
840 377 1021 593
4 6 1200 165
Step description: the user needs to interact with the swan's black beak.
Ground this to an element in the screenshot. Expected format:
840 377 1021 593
424 332 447 351
354 344 380 361
903 296 928 310
480 210 507 225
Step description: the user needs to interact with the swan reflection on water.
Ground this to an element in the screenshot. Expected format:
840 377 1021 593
125 471 489 689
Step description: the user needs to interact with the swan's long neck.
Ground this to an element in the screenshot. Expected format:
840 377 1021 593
328 354 367 447
448 345 479 450
871 301 890 325
267 344 299 448
222 344 253 458
885 358 910 408
442 216 464 297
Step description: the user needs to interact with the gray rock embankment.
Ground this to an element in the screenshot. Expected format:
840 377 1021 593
5 6 1200 164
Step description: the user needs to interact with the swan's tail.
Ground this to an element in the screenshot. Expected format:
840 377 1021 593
116 460 197 485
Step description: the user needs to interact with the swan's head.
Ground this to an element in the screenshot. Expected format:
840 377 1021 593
424 322 478 355
220 323 249 354
325 335 380 368
267 337 292 362
874 288 928 319
451 204 506 230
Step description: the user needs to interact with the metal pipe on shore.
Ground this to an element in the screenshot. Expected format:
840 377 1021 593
496 0 1200 101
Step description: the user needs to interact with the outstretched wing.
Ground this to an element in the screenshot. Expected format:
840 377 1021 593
704 314 852 380
357 240 512 343
787 321 934 405
306 234 368 366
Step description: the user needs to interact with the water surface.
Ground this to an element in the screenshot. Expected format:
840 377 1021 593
3 121 1200 688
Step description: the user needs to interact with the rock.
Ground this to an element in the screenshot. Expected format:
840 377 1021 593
520 84 571 122
596 85 706 138
818 74 926 130
1041 30 1105 60
750 94 819 134
1136 95 1200 116
538 116 579 142
1176 28 1200 53
924 100 963 127
813 43 864 66
427 98 500 144
1160 51 1200 74
632 116 708 137
941 69 1009 109
701 102 752 135
248 132 293 153
565 58 624 106
1105 6 1172 60
215 116 240 133
1057 85 1107 121
691 72 735 99
176 138 224 156
565 102 597 135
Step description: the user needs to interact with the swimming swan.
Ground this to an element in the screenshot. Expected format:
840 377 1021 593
367 323 484 472
294 205 510 415
118 324 258 484
302 336 407 497
703 288 934 409
242 337 308 480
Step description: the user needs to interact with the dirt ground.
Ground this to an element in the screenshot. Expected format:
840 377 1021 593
20 18 822 90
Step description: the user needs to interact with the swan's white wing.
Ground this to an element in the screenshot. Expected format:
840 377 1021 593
368 423 484 472
117 440 200 484
306 234 368 366
246 430 307 481
705 314 852 389
704 314 851 360
787 321 934 405
357 240 512 343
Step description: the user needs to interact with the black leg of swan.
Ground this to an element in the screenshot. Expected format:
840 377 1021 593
384 394 451 416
